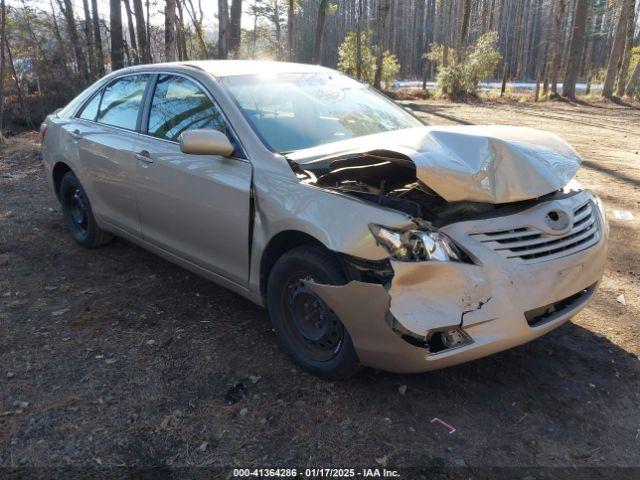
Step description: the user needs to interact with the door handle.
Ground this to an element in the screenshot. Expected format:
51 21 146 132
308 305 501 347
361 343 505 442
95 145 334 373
70 129 81 139
135 150 154 164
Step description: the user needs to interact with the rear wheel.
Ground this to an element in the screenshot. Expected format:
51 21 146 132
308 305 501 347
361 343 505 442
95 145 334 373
59 171 113 248
267 245 361 379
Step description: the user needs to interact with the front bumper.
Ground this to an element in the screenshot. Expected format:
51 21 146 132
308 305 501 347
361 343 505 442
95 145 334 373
309 190 608 373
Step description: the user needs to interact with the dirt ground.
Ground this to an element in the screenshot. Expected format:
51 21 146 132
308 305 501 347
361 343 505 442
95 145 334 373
1 99 639 477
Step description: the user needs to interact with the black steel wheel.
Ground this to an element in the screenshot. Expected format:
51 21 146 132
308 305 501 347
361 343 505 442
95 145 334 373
267 245 361 379
282 277 345 362
59 171 113 248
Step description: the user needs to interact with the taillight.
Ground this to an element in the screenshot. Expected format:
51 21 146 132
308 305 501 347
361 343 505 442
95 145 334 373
39 123 48 143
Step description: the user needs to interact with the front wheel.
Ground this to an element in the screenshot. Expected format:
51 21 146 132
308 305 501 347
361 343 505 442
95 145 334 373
267 245 361 380
59 171 113 248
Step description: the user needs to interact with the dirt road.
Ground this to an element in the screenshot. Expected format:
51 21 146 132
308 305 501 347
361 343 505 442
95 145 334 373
1 100 639 475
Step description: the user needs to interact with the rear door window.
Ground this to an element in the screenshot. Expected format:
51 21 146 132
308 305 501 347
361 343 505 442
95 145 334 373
97 75 149 131
147 74 228 141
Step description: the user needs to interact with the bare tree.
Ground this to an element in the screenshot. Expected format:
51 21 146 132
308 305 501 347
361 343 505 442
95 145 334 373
184 0 209 57
374 0 391 89
0 0 6 137
479 0 490 36
287 0 294 61
123 0 139 64
81 0 95 78
146 0 152 61
272 0 283 60
603 0 632 98
456 0 470 63
550 0 566 95
91 0 105 76
57 0 89 81
165 0 177 61
110 0 125 69
562 0 588 98
312 0 329 64
175 0 189 60
442 0 451 68
616 0 637 97
218 0 229 59
50 0 71 77
229 0 243 55
132 0 149 63
356 0 363 79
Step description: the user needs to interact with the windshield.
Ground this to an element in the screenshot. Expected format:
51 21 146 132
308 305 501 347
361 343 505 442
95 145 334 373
219 73 423 153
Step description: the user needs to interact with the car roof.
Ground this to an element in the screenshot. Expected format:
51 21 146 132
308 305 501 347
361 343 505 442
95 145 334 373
127 60 336 78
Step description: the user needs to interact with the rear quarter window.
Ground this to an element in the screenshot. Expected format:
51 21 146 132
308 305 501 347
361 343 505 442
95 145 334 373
78 91 103 121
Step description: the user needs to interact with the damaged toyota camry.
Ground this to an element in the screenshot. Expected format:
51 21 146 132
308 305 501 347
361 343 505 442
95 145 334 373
41 61 608 379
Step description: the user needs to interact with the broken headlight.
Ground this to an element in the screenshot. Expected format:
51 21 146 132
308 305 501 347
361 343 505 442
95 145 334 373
369 224 468 262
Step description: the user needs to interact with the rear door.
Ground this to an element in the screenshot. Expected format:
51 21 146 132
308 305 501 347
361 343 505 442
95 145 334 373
134 73 252 287
73 74 151 235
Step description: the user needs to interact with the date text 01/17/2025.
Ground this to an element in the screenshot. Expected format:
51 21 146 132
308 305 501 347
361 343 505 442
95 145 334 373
232 468 401 477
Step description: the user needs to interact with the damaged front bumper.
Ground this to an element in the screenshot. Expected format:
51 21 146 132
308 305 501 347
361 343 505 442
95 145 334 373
307 190 608 373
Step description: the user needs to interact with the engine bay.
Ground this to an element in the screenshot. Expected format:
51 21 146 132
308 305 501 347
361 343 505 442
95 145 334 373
291 150 552 226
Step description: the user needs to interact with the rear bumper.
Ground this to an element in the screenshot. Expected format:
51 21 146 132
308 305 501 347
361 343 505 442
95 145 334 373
309 191 608 373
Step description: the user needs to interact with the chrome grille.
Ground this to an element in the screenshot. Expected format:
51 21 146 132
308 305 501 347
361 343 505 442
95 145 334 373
471 201 600 263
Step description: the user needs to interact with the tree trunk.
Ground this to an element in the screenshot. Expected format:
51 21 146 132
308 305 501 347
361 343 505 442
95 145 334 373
356 0 363 80
312 0 329 64
442 0 451 68
58 0 89 81
562 0 588 98
91 0 105 76
132 0 149 63
229 0 242 55
550 0 566 95
456 0 470 63
218 0 229 59
175 0 188 60
602 0 632 98
146 0 152 61
0 0 6 136
81 0 95 78
287 0 294 61
110 0 125 69
616 0 636 97
480 0 490 35
273 0 282 60
165 0 177 61
374 0 391 89
123 0 139 64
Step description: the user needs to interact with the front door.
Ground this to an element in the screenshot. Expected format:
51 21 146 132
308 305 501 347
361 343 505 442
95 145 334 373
134 74 252 287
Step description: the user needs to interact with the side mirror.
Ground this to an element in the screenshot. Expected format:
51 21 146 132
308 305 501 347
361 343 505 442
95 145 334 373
179 129 235 157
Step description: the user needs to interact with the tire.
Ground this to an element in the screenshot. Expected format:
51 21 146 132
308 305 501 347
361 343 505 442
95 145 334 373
59 171 113 248
267 245 362 380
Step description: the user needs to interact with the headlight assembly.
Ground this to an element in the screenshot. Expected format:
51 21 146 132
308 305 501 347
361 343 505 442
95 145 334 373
369 224 469 262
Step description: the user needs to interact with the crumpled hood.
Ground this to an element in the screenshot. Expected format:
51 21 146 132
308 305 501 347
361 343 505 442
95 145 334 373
288 126 582 204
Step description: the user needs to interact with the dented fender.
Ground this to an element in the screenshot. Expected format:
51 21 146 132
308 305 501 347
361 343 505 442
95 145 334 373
306 260 495 372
